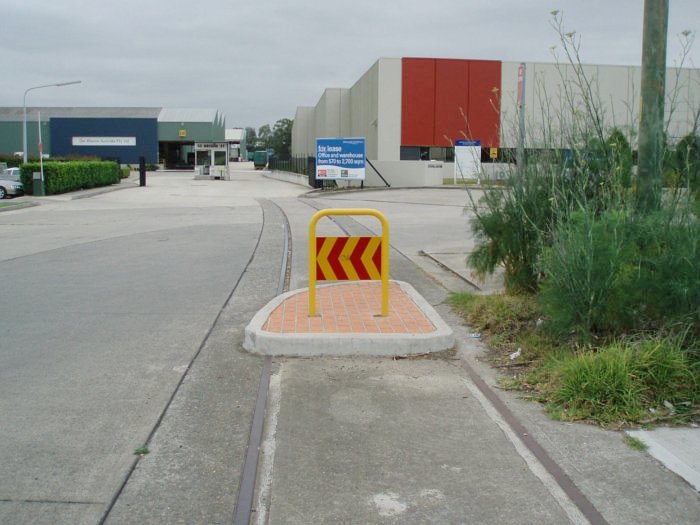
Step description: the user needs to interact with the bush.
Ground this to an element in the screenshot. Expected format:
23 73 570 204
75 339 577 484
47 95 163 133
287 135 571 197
0 154 23 168
670 132 700 197
20 161 121 195
466 126 636 295
467 156 568 293
538 206 699 340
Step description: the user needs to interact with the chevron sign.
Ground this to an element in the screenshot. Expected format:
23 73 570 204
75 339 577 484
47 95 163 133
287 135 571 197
316 236 382 280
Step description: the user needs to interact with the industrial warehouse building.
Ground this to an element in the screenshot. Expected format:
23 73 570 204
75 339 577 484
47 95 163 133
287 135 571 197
292 57 700 186
0 107 242 169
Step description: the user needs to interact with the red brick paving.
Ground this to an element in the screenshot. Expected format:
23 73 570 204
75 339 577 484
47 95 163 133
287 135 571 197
262 281 436 334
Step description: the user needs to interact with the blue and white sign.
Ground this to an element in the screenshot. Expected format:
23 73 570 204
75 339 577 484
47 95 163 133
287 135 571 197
455 139 481 147
454 138 481 183
316 137 366 181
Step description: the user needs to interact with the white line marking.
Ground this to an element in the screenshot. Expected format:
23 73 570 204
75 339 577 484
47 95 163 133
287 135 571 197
254 365 283 525
461 378 590 525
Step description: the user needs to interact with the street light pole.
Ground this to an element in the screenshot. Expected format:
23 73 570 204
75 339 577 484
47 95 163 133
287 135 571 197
22 80 81 164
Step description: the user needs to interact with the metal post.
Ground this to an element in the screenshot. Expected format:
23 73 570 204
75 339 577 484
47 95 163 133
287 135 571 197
636 0 668 213
517 63 526 173
139 156 146 187
38 111 44 186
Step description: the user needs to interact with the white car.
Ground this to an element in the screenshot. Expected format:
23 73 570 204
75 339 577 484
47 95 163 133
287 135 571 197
0 168 25 198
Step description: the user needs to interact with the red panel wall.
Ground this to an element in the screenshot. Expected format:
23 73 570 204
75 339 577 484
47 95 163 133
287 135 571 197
401 58 435 146
401 57 501 148
468 60 501 147
434 60 470 146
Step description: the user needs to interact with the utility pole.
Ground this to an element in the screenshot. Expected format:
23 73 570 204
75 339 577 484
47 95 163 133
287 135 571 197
636 0 669 213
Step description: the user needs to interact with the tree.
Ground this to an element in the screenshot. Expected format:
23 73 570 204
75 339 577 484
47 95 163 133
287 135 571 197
270 118 293 159
245 127 257 151
257 124 272 150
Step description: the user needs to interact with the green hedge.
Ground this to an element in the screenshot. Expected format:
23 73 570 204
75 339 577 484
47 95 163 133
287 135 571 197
20 161 121 195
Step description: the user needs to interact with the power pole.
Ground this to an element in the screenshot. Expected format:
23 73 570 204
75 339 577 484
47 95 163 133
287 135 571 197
636 0 669 213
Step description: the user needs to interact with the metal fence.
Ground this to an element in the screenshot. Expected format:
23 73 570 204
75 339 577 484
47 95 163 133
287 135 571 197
268 155 308 175
269 155 341 189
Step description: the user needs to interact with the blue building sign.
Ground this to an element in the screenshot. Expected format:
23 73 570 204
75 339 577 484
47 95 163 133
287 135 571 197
316 137 366 181
50 117 158 164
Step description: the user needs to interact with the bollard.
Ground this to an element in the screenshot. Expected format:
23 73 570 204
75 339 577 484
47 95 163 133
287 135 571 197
32 172 45 196
308 209 390 317
139 156 146 187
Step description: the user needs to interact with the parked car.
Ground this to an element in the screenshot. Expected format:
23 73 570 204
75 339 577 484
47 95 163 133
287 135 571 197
0 168 25 198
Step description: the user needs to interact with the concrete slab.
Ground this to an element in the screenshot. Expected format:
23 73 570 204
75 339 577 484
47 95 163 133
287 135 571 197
627 427 700 491
259 358 572 525
243 280 455 357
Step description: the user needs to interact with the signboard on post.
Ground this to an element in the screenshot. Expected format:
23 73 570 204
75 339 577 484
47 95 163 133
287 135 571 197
316 138 366 181
454 139 481 183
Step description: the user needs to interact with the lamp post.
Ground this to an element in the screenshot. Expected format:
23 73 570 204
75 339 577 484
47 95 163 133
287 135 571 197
23 80 81 164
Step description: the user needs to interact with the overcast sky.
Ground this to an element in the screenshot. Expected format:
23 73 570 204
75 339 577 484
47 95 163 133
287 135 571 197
3 1 698 129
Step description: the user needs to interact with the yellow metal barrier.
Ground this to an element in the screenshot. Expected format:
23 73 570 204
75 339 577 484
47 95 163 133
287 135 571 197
308 209 390 316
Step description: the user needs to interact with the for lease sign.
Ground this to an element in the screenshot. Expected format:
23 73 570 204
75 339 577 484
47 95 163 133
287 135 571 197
316 137 365 181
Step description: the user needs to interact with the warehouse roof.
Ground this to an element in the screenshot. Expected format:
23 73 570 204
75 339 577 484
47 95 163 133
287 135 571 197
0 107 226 126
0 107 161 121
158 108 222 124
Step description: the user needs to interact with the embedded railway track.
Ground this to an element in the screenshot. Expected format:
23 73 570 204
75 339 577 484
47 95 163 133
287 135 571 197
232 195 608 525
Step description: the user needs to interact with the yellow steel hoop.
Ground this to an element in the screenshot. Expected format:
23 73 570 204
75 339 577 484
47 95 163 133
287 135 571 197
308 209 390 317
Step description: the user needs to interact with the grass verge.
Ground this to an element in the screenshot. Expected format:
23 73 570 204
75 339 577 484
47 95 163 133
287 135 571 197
449 292 699 428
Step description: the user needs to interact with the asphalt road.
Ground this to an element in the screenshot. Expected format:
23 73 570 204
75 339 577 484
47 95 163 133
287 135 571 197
1 170 698 525
0 170 303 524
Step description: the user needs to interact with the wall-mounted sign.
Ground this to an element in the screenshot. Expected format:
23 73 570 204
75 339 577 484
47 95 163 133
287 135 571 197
455 139 481 182
179 129 187 137
195 142 228 150
72 136 136 146
316 137 366 181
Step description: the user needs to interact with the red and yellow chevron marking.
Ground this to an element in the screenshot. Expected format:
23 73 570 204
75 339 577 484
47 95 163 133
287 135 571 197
316 236 382 281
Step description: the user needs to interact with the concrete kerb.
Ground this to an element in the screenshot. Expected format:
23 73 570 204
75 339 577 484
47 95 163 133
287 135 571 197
2 178 139 208
0 201 39 213
243 280 455 357
70 180 138 199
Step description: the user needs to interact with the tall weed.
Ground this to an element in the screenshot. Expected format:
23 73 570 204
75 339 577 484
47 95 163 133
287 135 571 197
538 205 699 340
467 157 566 293
545 336 698 425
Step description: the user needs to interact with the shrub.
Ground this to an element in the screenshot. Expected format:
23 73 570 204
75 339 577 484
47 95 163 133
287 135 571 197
466 156 569 293
670 132 700 197
20 161 121 195
538 206 699 340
